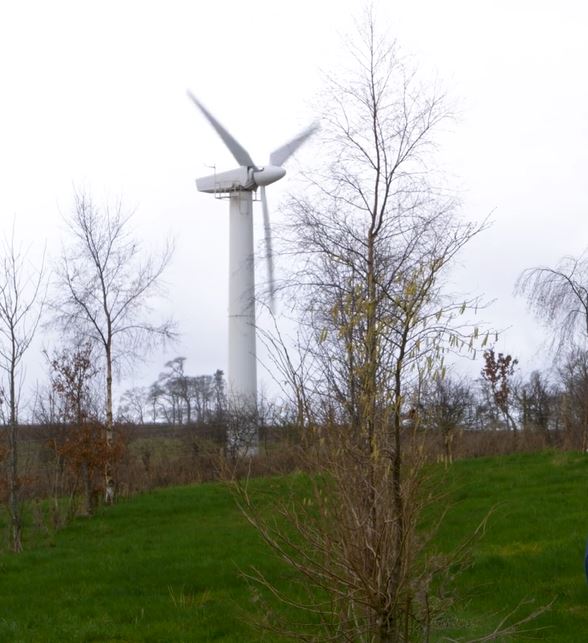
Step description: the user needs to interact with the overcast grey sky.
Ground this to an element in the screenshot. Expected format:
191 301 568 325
1 1 587 402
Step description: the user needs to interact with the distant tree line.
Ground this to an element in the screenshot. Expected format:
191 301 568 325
417 344 588 463
117 358 226 426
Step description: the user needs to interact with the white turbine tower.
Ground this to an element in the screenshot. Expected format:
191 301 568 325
187 91 317 416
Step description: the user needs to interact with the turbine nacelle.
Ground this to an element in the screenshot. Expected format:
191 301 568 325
196 167 252 193
253 165 286 187
195 165 287 194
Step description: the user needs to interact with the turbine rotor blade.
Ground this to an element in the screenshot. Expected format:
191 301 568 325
269 122 320 167
260 186 276 313
187 91 256 168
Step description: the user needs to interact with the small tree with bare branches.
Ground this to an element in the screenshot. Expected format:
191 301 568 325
236 11 492 641
0 230 45 552
423 374 475 466
53 192 174 502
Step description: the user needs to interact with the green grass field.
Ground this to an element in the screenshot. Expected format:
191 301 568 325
438 451 588 641
1 451 587 641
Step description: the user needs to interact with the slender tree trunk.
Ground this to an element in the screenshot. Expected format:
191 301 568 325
384 322 410 641
82 462 93 516
365 232 379 547
104 340 115 504
443 429 453 468
503 407 518 436
582 402 588 452
8 431 22 553
8 358 22 553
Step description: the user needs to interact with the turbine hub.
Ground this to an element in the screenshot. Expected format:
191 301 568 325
253 165 286 187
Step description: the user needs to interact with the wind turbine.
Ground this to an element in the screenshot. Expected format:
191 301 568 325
187 91 317 411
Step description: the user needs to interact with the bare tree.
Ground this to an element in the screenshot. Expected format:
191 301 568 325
147 380 166 423
239 12 488 641
517 370 556 440
0 231 45 552
53 192 174 502
481 349 518 433
516 253 588 351
190 375 214 423
117 386 148 424
423 374 475 466
515 253 588 443
156 357 187 425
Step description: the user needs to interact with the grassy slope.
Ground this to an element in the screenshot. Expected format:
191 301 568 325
1 451 587 641
437 451 588 641
0 481 290 642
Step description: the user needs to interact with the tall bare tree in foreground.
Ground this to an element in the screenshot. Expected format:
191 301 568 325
54 193 174 502
238 12 490 641
0 231 45 552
